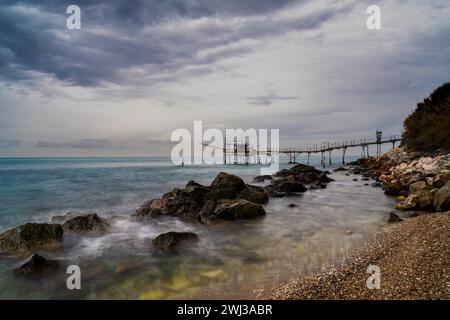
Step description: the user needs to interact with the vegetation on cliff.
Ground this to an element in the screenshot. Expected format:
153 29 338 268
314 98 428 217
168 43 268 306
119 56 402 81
402 82 450 153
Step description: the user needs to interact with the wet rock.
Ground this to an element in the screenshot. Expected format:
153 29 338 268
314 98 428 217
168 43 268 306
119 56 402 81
383 179 402 196
51 212 96 223
333 167 348 172
267 164 332 196
210 172 246 199
253 175 273 182
62 214 110 235
133 172 268 223
396 194 419 210
0 223 63 256
269 180 307 194
14 253 59 275
151 232 199 254
371 182 382 188
434 180 450 212
205 199 266 222
238 184 269 204
362 177 370 181
288 203 298 208
352 178 358 182
387 212 403 223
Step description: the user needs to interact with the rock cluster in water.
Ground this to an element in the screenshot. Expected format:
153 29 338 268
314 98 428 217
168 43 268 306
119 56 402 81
350 147 450 212
132 166 332 224
0 165 333 272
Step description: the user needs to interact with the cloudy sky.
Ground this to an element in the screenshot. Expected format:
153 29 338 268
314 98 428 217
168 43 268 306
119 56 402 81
0 0 449 156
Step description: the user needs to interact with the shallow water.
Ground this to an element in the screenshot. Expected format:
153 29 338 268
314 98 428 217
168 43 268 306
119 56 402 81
0 156 396 299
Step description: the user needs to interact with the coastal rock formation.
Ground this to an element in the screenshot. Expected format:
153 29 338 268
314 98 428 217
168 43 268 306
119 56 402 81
62 214 111 235
266 164 332 197
14 253 59 275
434 181 450 212
0 223 63 256
151 231 199 254
133 172 267 223
352 148 450 212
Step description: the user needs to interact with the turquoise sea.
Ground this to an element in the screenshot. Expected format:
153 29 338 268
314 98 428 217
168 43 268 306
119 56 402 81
0 156 396 299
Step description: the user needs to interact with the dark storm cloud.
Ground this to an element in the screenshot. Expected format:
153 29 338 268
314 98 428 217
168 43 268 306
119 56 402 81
0 0 348 87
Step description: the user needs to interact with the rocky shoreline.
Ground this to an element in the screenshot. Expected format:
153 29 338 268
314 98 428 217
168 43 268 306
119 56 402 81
269 148 450 300
348 147 450 214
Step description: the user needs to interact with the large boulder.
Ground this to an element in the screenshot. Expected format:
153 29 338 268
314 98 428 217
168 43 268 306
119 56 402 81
151 231 199 254
204 199 266 222
0 223 63 256
416 189 434 209
14 253 59 275
434 180 450 212
210 172 246 199
62 214 110 235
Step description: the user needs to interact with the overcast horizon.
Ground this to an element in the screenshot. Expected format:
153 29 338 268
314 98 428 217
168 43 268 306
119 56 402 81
0 0 449 157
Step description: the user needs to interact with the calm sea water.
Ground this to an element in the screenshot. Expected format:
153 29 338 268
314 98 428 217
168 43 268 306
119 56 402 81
0 156 396 299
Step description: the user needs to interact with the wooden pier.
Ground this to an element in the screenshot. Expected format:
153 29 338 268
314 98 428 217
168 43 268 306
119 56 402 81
204 131 401 167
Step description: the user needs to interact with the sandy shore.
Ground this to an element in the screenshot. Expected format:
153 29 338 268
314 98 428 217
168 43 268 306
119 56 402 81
270 213 450 300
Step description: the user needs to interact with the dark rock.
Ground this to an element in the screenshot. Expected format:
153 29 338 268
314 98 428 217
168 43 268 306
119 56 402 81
132 173 267 223
238 184 269 204
383 180 402 195
371 181 382 187
352 178 358 181
434 180 450 211
387 212 403 223
210 172 245 199
204 199 266 222
14 253 59 275
288 203 298 208
62 214 110 235
253 175 273 182
151 232 199 254
0 223 63 256
333 167 348 172
362 177 370 181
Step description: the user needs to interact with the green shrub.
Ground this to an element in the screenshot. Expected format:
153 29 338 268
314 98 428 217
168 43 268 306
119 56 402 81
402 82 450 152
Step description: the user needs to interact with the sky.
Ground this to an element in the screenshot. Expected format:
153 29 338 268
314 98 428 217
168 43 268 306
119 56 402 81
0 0 449 156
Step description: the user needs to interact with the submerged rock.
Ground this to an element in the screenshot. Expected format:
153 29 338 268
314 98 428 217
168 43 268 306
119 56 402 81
14 253 59 275
62 214 110 235
151 231 199 254
0 223 63 256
